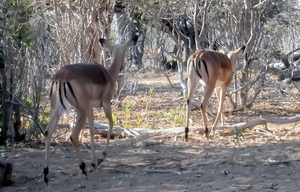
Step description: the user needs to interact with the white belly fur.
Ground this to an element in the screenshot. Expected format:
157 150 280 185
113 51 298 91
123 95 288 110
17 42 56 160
215 79 224 88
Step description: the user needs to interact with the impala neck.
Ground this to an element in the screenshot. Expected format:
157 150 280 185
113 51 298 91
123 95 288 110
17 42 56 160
108 52 125 85
228 46 245 72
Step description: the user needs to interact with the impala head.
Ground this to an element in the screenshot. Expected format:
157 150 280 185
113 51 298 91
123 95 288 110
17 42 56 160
220 45 246 72
227 45 245 61
99 35 138 72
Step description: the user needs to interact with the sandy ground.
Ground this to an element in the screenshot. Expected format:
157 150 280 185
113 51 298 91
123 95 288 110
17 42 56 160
2 69 300 192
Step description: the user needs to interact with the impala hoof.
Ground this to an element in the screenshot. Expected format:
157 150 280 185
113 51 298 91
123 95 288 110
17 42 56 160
97 158 103 166
43 167 49 185
97 151 107 166
91 163 99 172
79 162 87 177
208 131 215 139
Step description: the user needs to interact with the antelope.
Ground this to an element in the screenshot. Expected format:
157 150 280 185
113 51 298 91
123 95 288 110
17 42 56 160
144 47 162 68
185 45 245 142
43 35 138 184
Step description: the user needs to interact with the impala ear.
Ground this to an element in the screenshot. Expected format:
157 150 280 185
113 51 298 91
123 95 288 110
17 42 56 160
124 35 138 48
241 45 246 52
238 45 246 55
99 38 113 53
232 45 246 57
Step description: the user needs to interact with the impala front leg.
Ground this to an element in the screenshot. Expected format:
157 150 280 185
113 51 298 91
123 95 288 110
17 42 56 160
210 85 227 137
185 69 198 142
70 110 88 177
200 85 214 139
44 110 60 185
97 102 113 166
214 87 225 126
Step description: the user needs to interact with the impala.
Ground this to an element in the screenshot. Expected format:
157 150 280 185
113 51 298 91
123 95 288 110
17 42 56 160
144 47 162 68
185 45 245 141
43 35 138 184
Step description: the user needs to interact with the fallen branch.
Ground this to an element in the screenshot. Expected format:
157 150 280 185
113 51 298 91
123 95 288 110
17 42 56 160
183 159 223 167
81 114 300 139
218 115 300 130
143 167 181 175
264 159 300 167
144 141 164 147
255 128 272 136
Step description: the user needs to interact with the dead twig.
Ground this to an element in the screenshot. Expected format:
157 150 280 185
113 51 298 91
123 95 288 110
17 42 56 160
144 141 164 147
6 90 45 135
183 159 223 167
163 72 175 88
255 128 272 136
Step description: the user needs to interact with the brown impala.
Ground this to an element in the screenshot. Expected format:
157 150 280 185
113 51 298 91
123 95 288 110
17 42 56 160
185 46 245 141
43 35 138 184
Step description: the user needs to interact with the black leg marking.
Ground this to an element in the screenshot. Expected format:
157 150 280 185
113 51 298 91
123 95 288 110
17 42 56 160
79 162 87 175
194 61 202 79
66 82 77 104
202 60 209 78
200 103 204 110
63 82 67 99
43 167 49 184
185 127 189 142
198 60 201 70
49 81 55 98
58 82 66 110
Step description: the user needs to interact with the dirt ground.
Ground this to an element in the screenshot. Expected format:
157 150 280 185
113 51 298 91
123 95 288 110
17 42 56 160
2 69 300 192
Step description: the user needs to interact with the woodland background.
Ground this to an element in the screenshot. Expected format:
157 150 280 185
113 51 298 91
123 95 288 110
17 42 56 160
1 0 300 145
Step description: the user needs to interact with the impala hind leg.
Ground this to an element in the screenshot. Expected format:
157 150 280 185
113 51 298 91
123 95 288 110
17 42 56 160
185 76 198 142
97 102 113 166
44 110 60 185
70 110 88 177
214 88 225 126
210 86 227 137
87 109 97 171
200 85 214 139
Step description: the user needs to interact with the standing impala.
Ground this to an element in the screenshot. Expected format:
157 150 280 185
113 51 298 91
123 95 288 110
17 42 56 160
43 35 138 184
185 45 245 141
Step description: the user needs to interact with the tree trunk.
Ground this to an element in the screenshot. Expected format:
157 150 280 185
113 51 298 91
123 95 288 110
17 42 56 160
13 106 21 142
176 35 187 95
0 67 7 145
134 30 145 69
0 161 13 188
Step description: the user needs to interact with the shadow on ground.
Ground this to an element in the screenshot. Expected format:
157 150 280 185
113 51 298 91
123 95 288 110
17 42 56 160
2 124 300 192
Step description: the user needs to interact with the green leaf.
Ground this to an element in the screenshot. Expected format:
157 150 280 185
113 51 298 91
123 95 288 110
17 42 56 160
19 25 27 37
25 38 35 46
